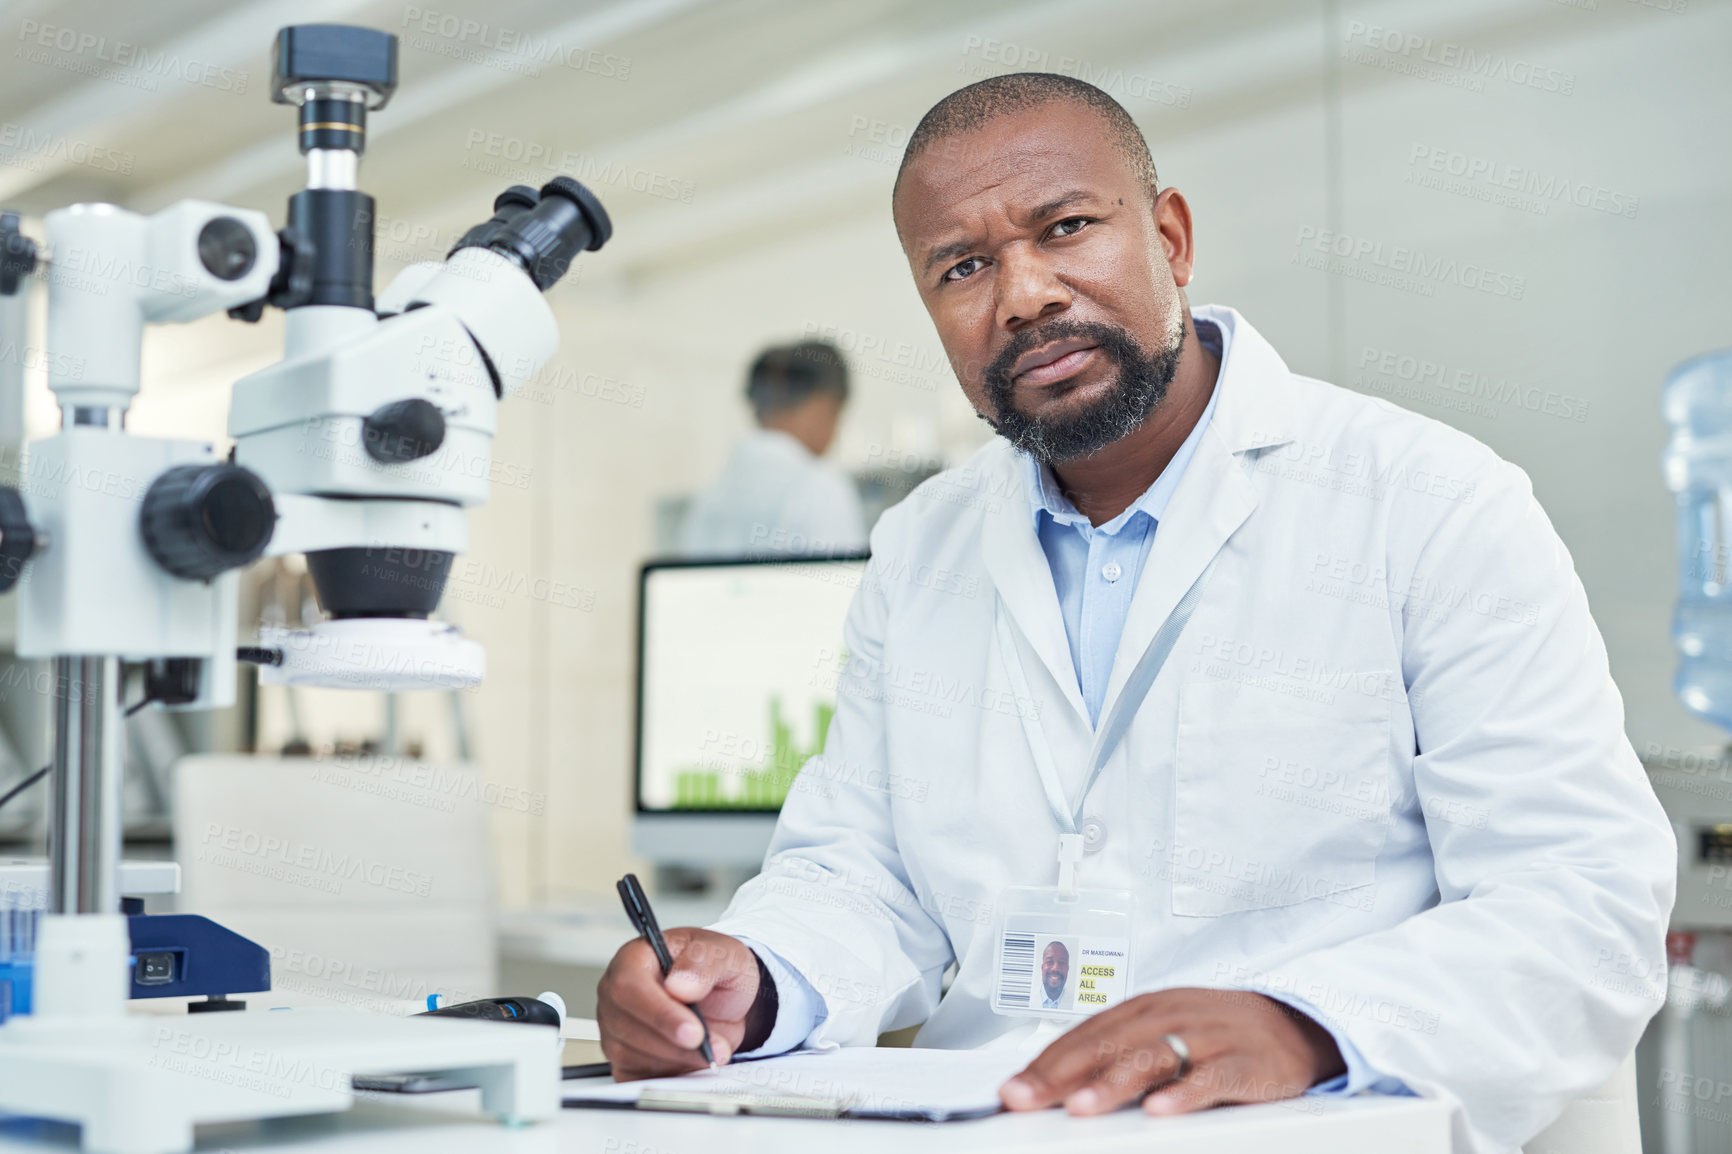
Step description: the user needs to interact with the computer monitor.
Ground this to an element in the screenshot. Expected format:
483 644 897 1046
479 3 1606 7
633 556 867 866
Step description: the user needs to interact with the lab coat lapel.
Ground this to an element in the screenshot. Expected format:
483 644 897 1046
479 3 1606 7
1101 426 1254 719
979 454 1091 728
1100 307 1296 717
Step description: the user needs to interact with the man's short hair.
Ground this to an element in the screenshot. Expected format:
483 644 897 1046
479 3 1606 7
893 73 1158 208
746 341 849 418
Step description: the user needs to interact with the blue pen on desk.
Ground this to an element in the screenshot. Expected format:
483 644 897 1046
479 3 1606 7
617 872 717 1069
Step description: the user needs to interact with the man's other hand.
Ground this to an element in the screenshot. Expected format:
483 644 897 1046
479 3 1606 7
999 988 1346 1116
596 928 761 1080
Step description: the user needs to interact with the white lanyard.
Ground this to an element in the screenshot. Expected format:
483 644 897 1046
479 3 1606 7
993 559 1216 895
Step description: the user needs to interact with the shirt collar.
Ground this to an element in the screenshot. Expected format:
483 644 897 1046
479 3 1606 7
1024 315 1228 535
743 426 815 460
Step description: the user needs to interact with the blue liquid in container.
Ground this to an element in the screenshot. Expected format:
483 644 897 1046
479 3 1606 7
1666 349 1732 732
0 890 40 1021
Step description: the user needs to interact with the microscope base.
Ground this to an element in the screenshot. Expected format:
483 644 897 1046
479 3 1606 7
0 1006 559 1154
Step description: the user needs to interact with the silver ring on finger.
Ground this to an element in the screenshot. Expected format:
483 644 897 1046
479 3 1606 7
1162 1033 1191 1081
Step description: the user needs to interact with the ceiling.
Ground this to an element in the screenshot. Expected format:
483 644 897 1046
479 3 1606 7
0 0 1642 289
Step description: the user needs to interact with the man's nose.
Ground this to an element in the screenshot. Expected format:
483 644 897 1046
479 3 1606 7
995 244 1071 330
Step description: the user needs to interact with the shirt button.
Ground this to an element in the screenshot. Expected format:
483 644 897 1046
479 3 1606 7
1081 816 1107 853
1101 561 1122 582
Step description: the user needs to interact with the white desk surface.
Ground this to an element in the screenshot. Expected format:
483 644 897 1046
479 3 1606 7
0 1086 1452 1154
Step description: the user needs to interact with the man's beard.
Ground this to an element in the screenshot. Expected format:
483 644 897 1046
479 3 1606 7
981 316 1186 464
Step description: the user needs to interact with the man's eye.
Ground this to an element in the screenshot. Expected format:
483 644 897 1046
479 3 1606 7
1050 216 1093 238
943 257 984 282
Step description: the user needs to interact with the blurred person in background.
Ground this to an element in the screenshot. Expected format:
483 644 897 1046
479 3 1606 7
679 341 868 557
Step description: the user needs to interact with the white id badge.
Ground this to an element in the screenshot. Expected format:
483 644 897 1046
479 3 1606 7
991 885 1135 1019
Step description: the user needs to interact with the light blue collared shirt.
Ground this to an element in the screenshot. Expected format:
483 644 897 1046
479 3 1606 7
739 315 1411 1099
1027 320 1225 727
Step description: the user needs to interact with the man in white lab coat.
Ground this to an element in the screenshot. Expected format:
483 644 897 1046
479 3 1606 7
678 340 868 557
598 74 1675 1154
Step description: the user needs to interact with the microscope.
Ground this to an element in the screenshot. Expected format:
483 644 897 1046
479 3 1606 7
0 24 607 1152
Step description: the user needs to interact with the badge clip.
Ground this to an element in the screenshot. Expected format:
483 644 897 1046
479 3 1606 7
1057 832 1084 900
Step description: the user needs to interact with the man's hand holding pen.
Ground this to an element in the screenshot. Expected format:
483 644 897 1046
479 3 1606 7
597 927 772 1080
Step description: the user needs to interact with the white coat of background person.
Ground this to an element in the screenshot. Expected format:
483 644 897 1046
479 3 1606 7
678 341 868 558
600 75 1676 1154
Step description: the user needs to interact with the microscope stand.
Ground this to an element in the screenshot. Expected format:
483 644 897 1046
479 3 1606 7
0 1007 560 1154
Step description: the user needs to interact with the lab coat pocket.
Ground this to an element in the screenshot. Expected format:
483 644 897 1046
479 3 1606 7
1170 674 1396 918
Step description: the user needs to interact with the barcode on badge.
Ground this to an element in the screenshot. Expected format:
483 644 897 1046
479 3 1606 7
997 931 1036 1009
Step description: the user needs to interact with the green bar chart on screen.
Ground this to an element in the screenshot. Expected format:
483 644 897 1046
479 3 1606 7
671 697 834 809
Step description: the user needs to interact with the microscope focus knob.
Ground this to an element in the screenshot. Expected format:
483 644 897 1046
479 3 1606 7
0 487 37 593
140 464 276 581
228 226 316 323
363 398 446 464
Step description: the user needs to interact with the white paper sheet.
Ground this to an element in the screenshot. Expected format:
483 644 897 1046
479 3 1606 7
564 1046 1037 1121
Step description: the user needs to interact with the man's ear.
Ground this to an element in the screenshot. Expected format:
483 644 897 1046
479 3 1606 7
1154 187 1197 288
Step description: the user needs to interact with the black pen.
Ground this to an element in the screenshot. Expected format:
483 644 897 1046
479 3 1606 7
617 872 717 1068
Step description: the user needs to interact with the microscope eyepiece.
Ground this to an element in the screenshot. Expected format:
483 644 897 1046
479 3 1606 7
494 185 542 214
539 178 613 252
447 185 542 259
463 177 612 293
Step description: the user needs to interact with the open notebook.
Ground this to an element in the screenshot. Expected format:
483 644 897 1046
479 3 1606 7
564 1046 1036 1121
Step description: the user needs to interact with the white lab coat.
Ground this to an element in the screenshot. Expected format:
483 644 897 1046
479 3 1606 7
711 306 1676 1154
679 428 868 557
